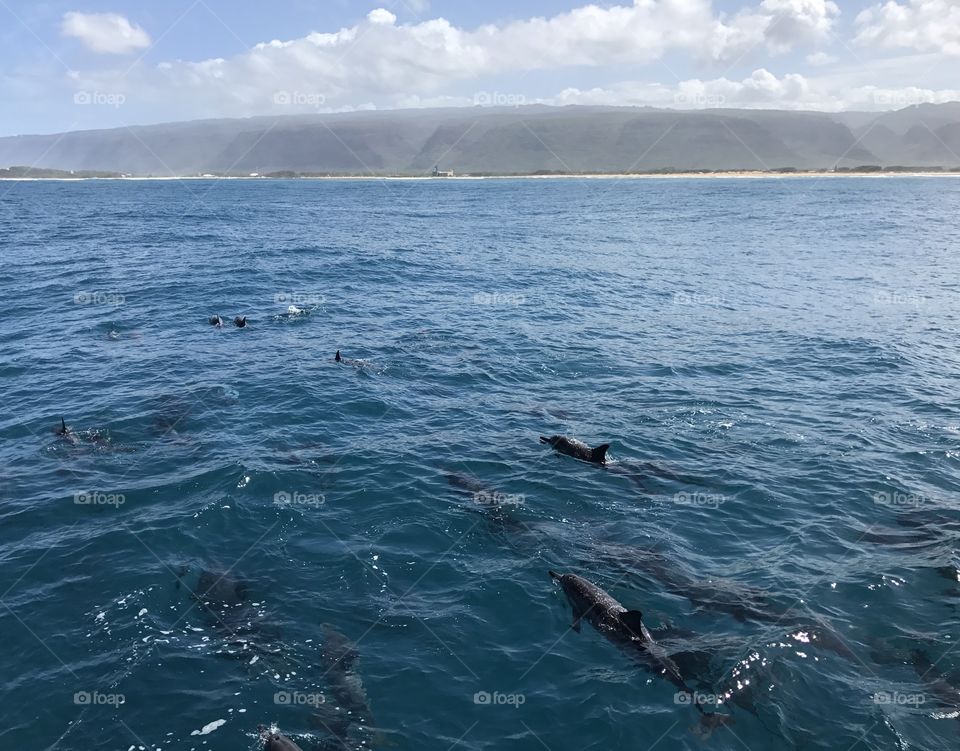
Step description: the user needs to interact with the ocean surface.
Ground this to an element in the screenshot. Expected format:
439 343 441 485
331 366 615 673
1 177 959 751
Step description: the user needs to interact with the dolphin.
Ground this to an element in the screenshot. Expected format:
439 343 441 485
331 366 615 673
935 562 960 596
444 471 522 510
260 728 303 751
52 416 116 448
444 471 526 533
234 316 247 328
310 624 378 747
909 648 960 715
334 350 372 369
540 435 610 464
871 643 960 717
548 570 732 728
176 567 281 657
335 350 362 366
54 417 73 439
209 315 224 327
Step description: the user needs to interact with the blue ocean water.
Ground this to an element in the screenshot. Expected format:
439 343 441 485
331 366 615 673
1 176 958 751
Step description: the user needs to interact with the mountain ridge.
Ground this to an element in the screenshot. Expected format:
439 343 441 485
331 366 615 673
2 104 959 176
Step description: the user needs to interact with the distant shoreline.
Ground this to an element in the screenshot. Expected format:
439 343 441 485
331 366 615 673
2 170 960 182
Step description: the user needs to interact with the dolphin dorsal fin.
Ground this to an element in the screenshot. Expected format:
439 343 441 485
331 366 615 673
335 350 342 362
591 443 610 463
619 610 645 638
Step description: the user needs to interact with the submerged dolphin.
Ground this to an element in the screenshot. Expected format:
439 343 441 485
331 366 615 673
444 471 526 533
871 643 960 717
176 567 281 656
310 624 378 747
540 435 610 464
548 570 732 728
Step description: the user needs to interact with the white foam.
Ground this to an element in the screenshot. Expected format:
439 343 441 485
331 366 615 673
190 719 226 736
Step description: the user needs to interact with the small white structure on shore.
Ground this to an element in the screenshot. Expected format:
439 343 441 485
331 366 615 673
432 165 454 177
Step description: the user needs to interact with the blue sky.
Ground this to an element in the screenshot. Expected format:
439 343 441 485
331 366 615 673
1 0 958 135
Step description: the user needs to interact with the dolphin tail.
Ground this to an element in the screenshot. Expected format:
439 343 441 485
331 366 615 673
548 570 562 581
591 444 611 463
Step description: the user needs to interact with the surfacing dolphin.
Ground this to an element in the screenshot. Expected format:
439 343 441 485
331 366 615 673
54 417 74 440
52 416 116 448
209 315 224 327
234 316 247 328
540 435 610 464
259 727 303 751
334 350 363 367
549 570 733 730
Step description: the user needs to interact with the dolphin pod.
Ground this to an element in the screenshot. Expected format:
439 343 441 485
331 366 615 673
51 340 951 751
209 314 247 327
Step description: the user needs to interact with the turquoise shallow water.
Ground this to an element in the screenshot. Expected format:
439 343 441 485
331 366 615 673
1 177 959 750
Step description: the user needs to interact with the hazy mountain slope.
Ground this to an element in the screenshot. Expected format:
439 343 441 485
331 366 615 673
0 103 958 175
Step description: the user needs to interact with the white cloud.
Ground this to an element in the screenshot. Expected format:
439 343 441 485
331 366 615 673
72 0 840 109
549 70 960 111
61 11 151 54
855 0 960 55
367 8 397 26
169 1 836 111
553 69 815 109
55 0 956 123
